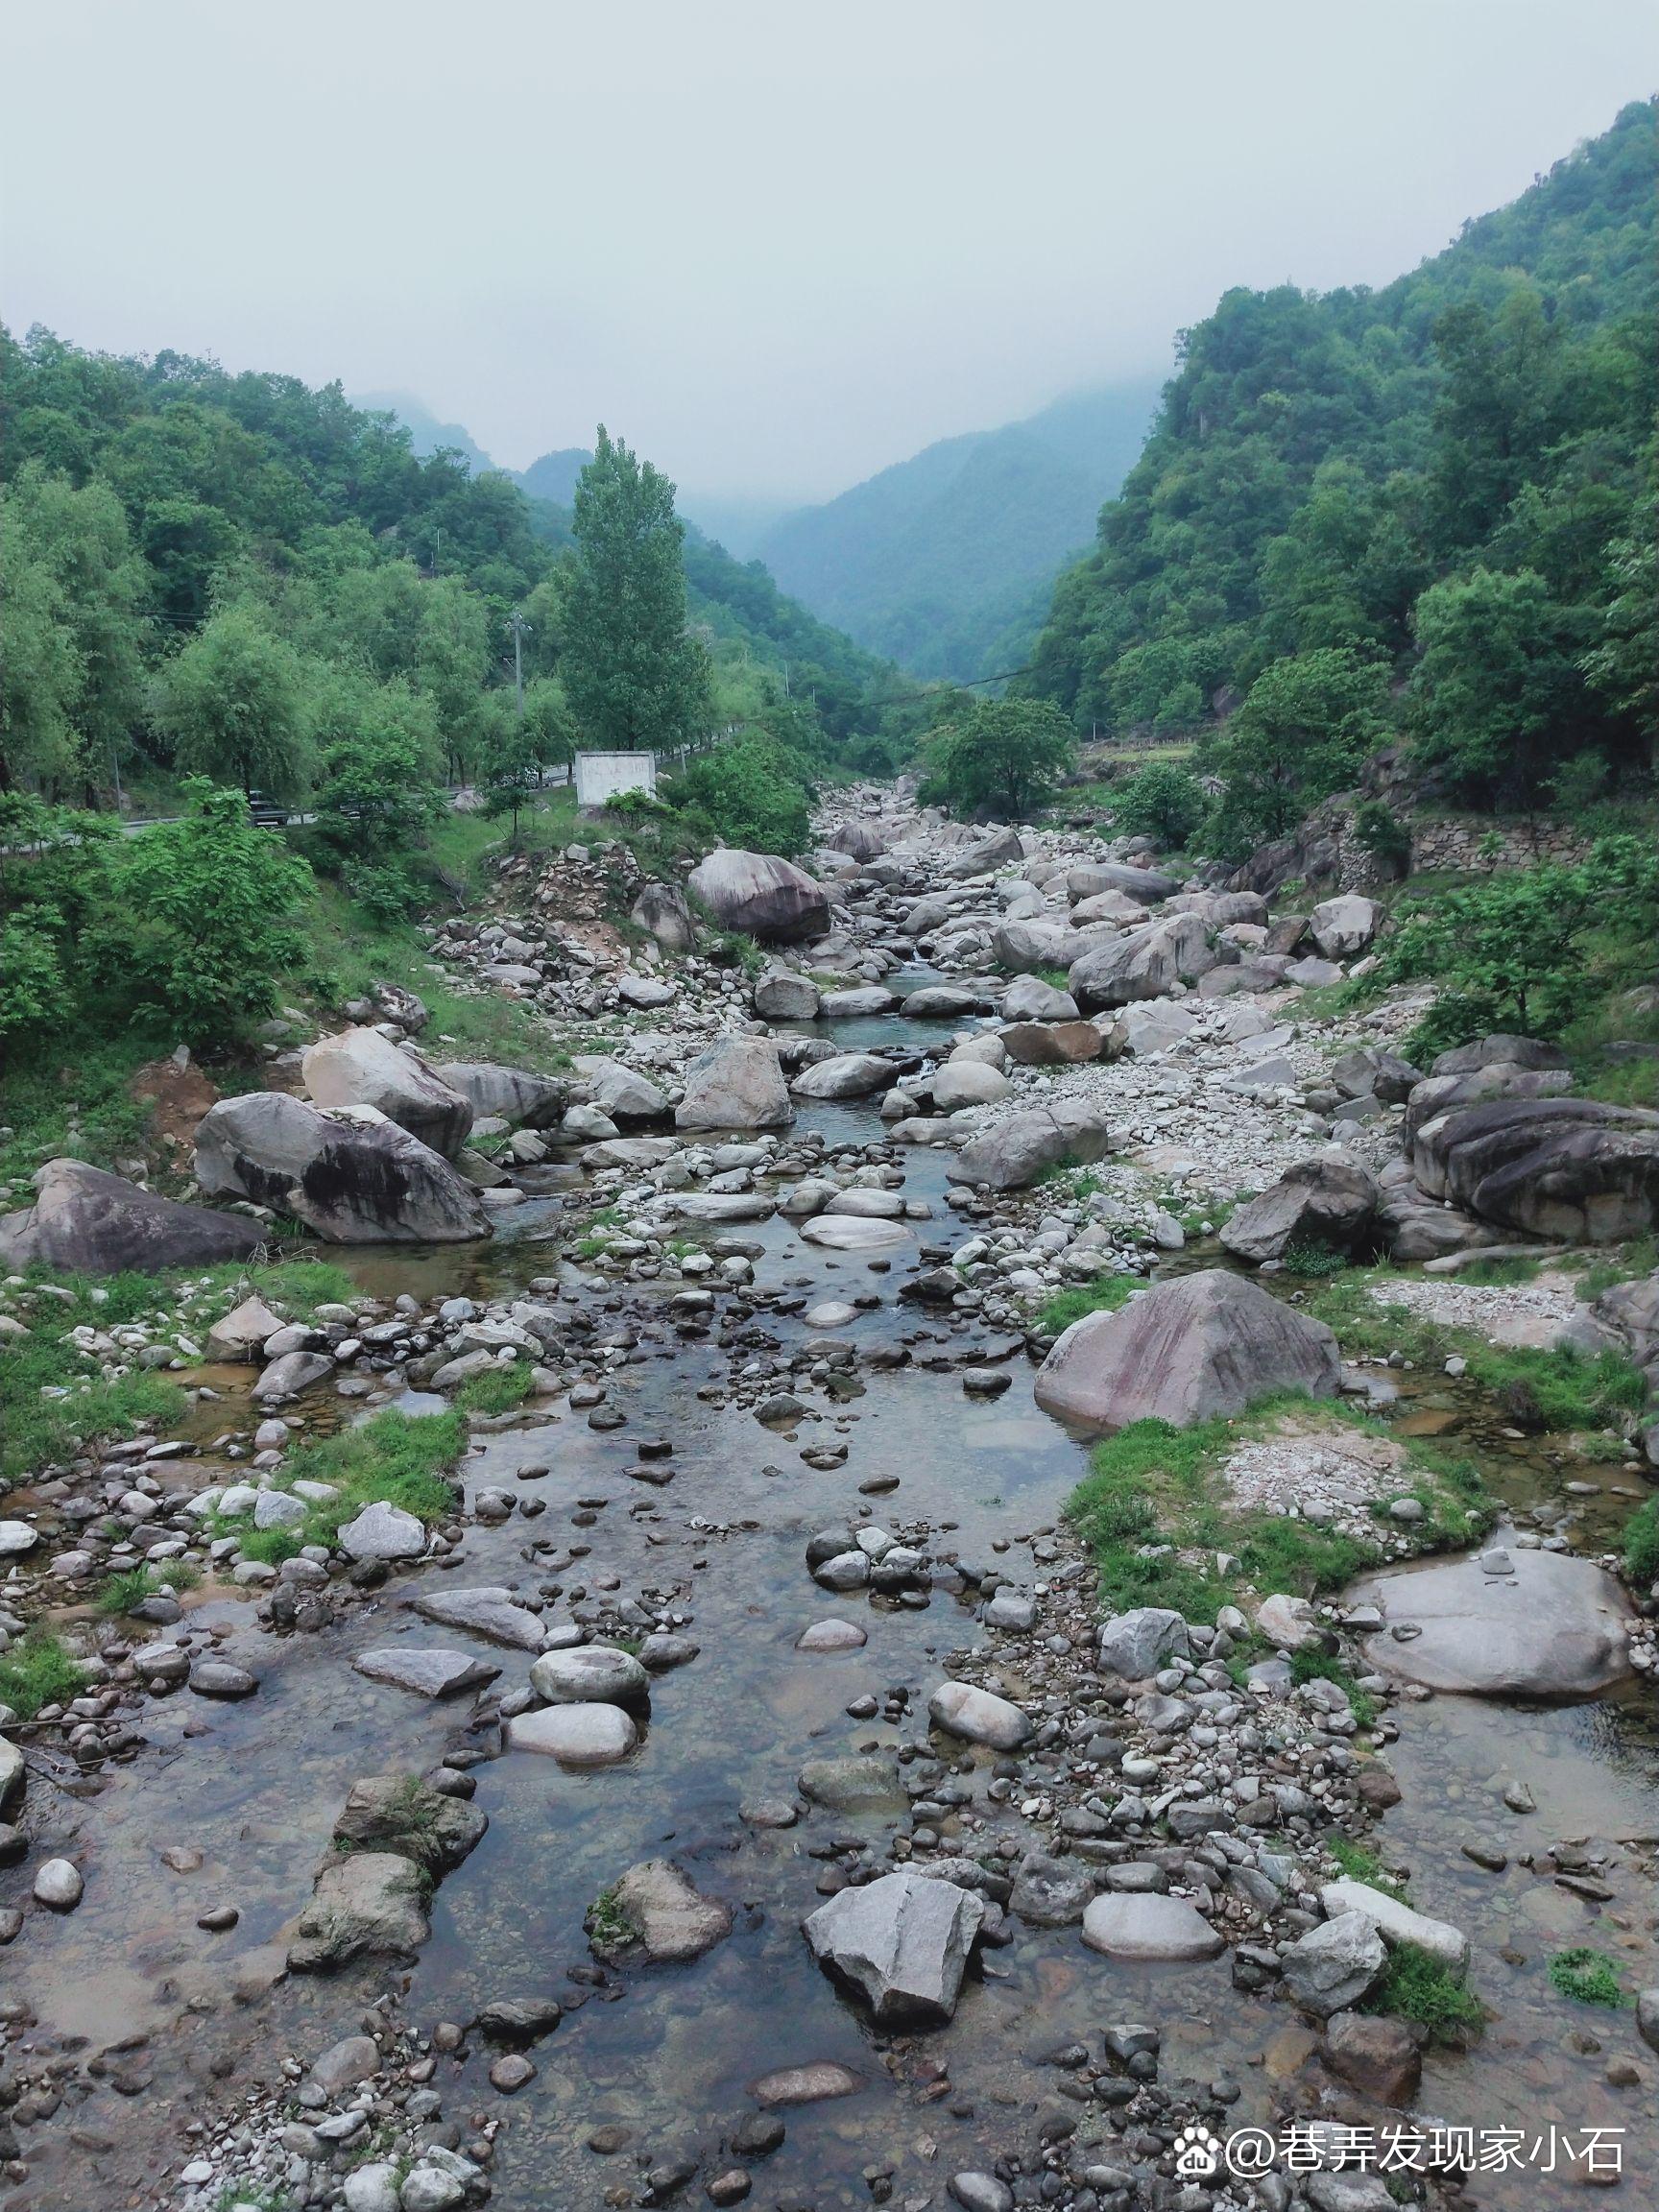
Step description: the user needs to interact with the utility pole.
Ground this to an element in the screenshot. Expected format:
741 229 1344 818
508 611 527 718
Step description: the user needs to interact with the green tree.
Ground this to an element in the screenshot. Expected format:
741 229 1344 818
311 673 445 857
926 697 1075 820
0 514 83 793
1407 566 1588 805
1204 648 1387 856
561 427 711 751
97 778 312 1046
1111 760 1206 848
414 575 492 783
676 732 812 856
1580 502 1659 752
478 682 573 845
151 603 313 798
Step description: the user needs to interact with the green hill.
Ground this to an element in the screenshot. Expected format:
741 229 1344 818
1021 99 1657 812
758 377 1163 681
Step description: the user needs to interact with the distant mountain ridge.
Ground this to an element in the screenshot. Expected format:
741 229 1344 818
757 377 1165 681
351 389 500 478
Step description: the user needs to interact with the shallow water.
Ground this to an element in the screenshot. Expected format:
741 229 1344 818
8 992 1658 2211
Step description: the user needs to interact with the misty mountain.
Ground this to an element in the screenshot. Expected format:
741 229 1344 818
351 389 500 477
515 447 594 507
757 377 1165 682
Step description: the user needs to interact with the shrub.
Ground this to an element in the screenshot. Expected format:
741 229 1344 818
1366 1941 1484 2041
1623 1499 1659 1588
1111 760 1205 847
1550 1947 1626 2007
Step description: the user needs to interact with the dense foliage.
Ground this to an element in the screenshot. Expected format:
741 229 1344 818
1023 102 1658 813
921 696 1076 821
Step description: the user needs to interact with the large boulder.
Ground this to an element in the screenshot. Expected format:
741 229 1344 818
0 1160 265 1277
804 1867 984 2023
1068 914 1218 1010
289 1852 431 1972
753 972 822 1022
930 1062 1012 1111
791 1052 896 1101
991 919 1070 974
1402 1063 1575 1146
947 1101 1115 1192
1080 1893 1225 1962
1065 863 1178 906
432 1062 567 1129
1306 895 1381 960
1000 974 1079 1022
302 1029 472 1159
589 1859 732 1963
572 1056 669 1121
1282 1912 1387 2018
828 820 884 861
330 1772 487 1876
1431 1033 1570 1078
675 1036 793 1131
630 880 695 951
941 827 1023 879
688 850 829 942
1411 1096 1659 1242
195 1094 492 1244
1351 1547 1631 1697
999 1021 1105 1067
1033 1268 1340 1434
1220 1154 1382 1265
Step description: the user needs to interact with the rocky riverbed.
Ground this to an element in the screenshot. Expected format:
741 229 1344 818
1 789 1656 2212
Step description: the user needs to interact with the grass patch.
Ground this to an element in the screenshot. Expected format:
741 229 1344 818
1623 1499 1659 1587
97 1561 200 1615
1034 1271 1141 1336
0 1631 87 1719
1326 1834 1407 1897
212 1408 463 1565
1575 1236 1659 1302
1550 1947 1627 2008
1471 1343 1645 1431
1064 1393 1493 1623
1365 1941 1484 2043
454 1365 536 1416
1288 1647 1379 1730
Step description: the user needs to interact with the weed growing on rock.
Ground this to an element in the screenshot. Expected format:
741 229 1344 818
1367 1942 1484 2042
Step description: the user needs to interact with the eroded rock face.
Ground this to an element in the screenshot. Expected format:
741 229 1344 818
303 1029 473 1159
194 1094 492 1244
1352 1548 1631 1697
1411 1095 1659 1243
675 1035 794 1131
688 849 830 942
0 1160 265 1277
1033 1268 1341 1433
1220 1153 1382 1265
804 1867 984 2022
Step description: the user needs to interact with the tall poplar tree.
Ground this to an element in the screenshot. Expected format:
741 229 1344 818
560 427 710 751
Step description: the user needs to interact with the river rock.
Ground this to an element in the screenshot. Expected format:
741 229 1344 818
820 985 898 1017
0 1522 39 1558
332 1772 487 1874
1000 974 1079 1022
195 1093 492 1243
796 1619 868 1652
999 1020 1104 1067
1281 1911 1386 2016
931 1062 1011 1111
1067 861 1178 905
1096 1607 1190 1678
688 849 830 942
1321 2011 1424 2104
302 1028 472 1158
252 1348 335 1401
0 1159 265 1277
753 2060 863 2106
1009 1850 1095 1927
1637 1987 1659 2055
0 1739 24 1818
928 1680 1032 1750
942 827 1023 879
754 971 823 1022
992 919 1070 974
289 1852 431 1971
350 1647 500 1699
1034 1267 1340 1432
1318 1880 1469 1969
34 1859 84 1911
205 1294 285 1361
1352 1548 1631 1695
799 1756 906 1815
676 1035 794 1131
1307 895 1381 959
529 1644 650 1705
591 1859 732 1962
804 1866 983 2022
1220 1154 1382 1265
408 1586 545 1647
947 1100 1115 1192
791 1052 895 1101
337 1500 427 1562
950 2178 1015 2212
432 1061 567 1129
799 1214 911 1250
1080 1892 1224 1961
508 1704 637 1765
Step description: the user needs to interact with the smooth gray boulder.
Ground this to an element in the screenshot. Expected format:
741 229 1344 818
791 1053 895 1101
1033 1267 1340 1433
941 827 1023 879
350 1648 500 1699
820 984 898 1018
1220 1154 1382 1265
1080 1893 1225 1961
804 1866 984 2022
676 1035 793 1131
337 1500 427 1563
688 849 830 942
571 1056 669 1121
1307 895 1381 959
630 879 696 950
930 1062 1012 1111
195 1094 492 1244
991 918 1070 974
903 986 983 1018
1281 1911 1387 2017
204 1294 285 1361
1000 974 1079 1022
1411 1095 1659 1242
799 1214 911 1251
303 1029 472 1159
252 1348 334 1401
0 1159 265 1277
432 1062 567 1129
928 1680 1032 1750
1318 1880 1468 1970
828 819 884 860
1352 1548 1630 1696
1068 913 1218 1010
529 1644 650 1706
1065 862 1178 906
508 1704 638 1765
289 1852 431 1972
753 972 822 1022
947 1100 1115 1192
408 1586 544 1648
1096 1608 1190 1678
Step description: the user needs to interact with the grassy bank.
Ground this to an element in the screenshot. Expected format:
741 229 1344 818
211 1407 464 1564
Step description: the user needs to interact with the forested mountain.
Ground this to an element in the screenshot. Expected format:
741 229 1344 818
515 447 593 508
0 328 907 808
758 378 1164 682
1021 100 1657 816
352 388 500 476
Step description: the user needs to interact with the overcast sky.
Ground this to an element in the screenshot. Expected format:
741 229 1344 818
3 2 1655 506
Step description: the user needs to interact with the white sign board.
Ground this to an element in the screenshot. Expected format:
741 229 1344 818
574 751 657 807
